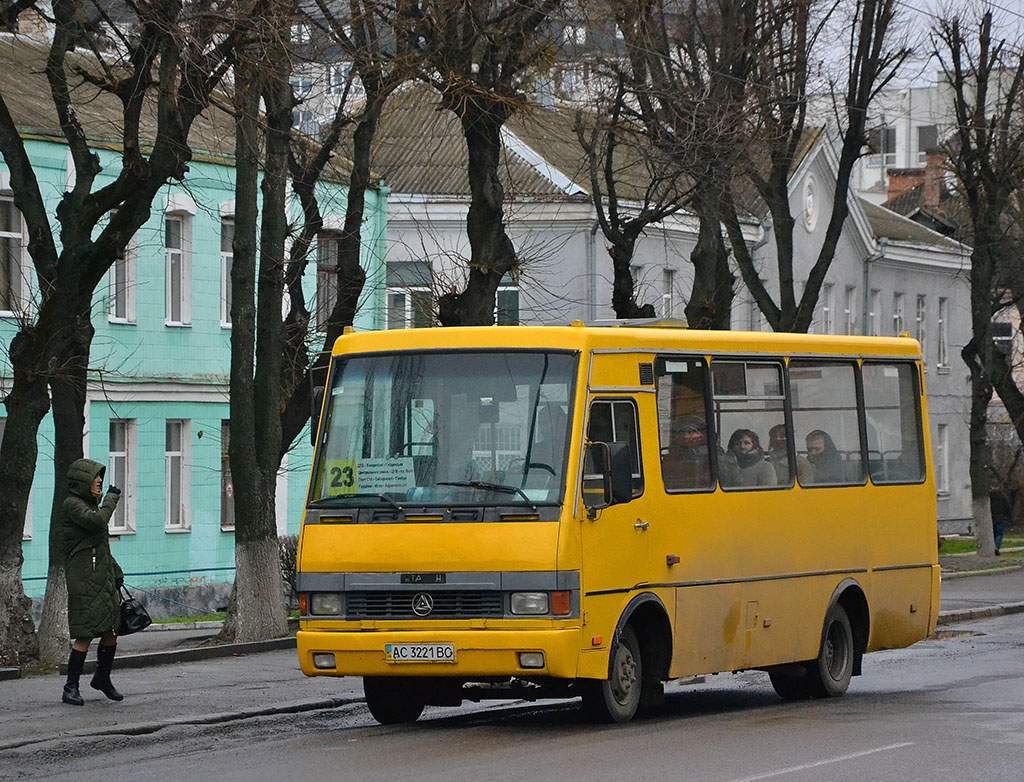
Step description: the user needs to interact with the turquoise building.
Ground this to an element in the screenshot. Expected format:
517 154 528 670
0 38 388 612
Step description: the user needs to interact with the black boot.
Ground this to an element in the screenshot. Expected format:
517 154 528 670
62 648 87 705
90 643 124 701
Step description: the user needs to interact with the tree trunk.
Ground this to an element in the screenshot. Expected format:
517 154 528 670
0 328 49 664
437 103 517 326
963 337 996 557
609 236 656 319
685 189 734 330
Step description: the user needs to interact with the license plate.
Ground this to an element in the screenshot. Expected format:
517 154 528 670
384 643 456 663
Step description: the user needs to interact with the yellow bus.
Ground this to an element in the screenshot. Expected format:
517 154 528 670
296 323 939 724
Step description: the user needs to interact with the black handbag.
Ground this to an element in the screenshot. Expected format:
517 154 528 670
118 585 152 635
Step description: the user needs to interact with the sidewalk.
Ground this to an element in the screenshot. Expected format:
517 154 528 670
1 565 1022 757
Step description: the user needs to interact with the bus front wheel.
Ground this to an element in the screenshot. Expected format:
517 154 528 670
582 625 643 723
363 676 426 725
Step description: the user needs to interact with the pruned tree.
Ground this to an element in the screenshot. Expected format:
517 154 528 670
398 0 564 326
0 0 238 664
727 0 909 333
933 7 1024 557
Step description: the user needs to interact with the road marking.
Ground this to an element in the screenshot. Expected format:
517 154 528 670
722 742 915 782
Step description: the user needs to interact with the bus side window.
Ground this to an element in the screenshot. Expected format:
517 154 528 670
862 362 925 484
790 361 865 487
587 399 644 498
655 356 715 492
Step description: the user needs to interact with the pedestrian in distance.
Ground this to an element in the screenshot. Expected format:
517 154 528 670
61 458 124 706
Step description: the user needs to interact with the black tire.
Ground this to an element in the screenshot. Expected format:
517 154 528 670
806 603 854 698
581 625 643 723
768 666 815 701
363 677 426 725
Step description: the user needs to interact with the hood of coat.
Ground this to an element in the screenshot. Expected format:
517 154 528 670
67 459 106 503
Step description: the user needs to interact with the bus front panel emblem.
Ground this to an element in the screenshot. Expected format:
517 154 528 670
412 593 434 617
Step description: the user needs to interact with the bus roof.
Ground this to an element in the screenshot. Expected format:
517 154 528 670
331 324 923 360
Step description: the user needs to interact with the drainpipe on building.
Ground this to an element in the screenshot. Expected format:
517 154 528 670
588 218 600 321
863 238 887 335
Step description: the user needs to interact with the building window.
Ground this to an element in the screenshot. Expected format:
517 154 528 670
496 286 519 325
917 125 938 162
565 24 586 45
1 197 28 316
108 224 136 324
165 215 191 326
316 233 341 333
935 423 948 495
221 219 233 327
290 67 314 97
108 420 136 533
937 297 949 369
662 268 676 318
820 283 834 334
869 289 881 336
329 64 352 96
291 23 311 43
165 420 191 531
386 261 434 329
916 295 927 366
892 292 905 335
221 420 234 531
868 125 896 167
844 285 857 335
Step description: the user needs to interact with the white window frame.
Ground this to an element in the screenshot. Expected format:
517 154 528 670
662 268 676 319
0 194 30 317
916 295 927 367
164 214 192 326
220 218 234 328
165 419 192 532
386 286 434 329
869 289 881 336
893 292 905 335
495 286 519 326
844 285 857 335
108 419 137 534
917 125 938 163
821 283 834 334
868 125 896 167
937 297 949 370
108 229 136 324
935 423 949 495
291 23 311 43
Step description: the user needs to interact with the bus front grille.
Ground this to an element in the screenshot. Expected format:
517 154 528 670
345 590 504 619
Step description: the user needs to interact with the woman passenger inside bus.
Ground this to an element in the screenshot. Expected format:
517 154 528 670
720 429 776 488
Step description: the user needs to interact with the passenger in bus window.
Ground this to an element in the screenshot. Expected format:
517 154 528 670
767 424 812 485
804 430 846 484
662 415 712 490
721 429 776 488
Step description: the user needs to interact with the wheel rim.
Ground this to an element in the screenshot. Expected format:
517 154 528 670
610 643 639 705
823 620 850 681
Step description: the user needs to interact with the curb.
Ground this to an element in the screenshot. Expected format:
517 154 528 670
58 636 297 675
0 695 359 753
936 601 1024 626
941 563 1024 580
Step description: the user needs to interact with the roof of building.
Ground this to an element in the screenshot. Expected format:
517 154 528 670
859 197 963 251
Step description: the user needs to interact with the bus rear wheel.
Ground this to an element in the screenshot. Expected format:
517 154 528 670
582 625 643 723
363 676 426 725
807 603 854 697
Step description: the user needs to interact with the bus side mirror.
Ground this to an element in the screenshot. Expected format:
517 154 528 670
310 386 325 448
582 441 632 516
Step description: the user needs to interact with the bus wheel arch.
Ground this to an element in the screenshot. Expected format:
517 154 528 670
582 593 672 722
828 579 869 677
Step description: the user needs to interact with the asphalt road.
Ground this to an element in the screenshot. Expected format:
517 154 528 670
6 612 1023 782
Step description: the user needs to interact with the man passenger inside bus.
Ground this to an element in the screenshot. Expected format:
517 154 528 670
804 429 847 484
720 429 776 488
662 415 713 490
766 423 812 485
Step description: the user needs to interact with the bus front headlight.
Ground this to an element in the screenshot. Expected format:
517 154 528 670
510 592 549 615
310 592 342 615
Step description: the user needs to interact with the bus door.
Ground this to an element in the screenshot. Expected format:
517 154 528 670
579 396 652 635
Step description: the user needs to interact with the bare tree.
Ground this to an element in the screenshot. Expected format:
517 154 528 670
727 0 909 333
933 8 1024 557
398 0 564 326
0 0 237 664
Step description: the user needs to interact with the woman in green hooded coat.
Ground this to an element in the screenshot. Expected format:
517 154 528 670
61 458 123 706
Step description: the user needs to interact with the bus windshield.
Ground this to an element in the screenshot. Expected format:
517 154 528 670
309 350 578 508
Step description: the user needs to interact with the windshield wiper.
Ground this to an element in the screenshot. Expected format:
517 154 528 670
309 493 404 512
437 481 537 510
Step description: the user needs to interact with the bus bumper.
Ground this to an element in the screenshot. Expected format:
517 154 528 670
297 627 583 679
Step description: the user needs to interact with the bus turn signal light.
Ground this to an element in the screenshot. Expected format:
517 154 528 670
551 591 571 615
